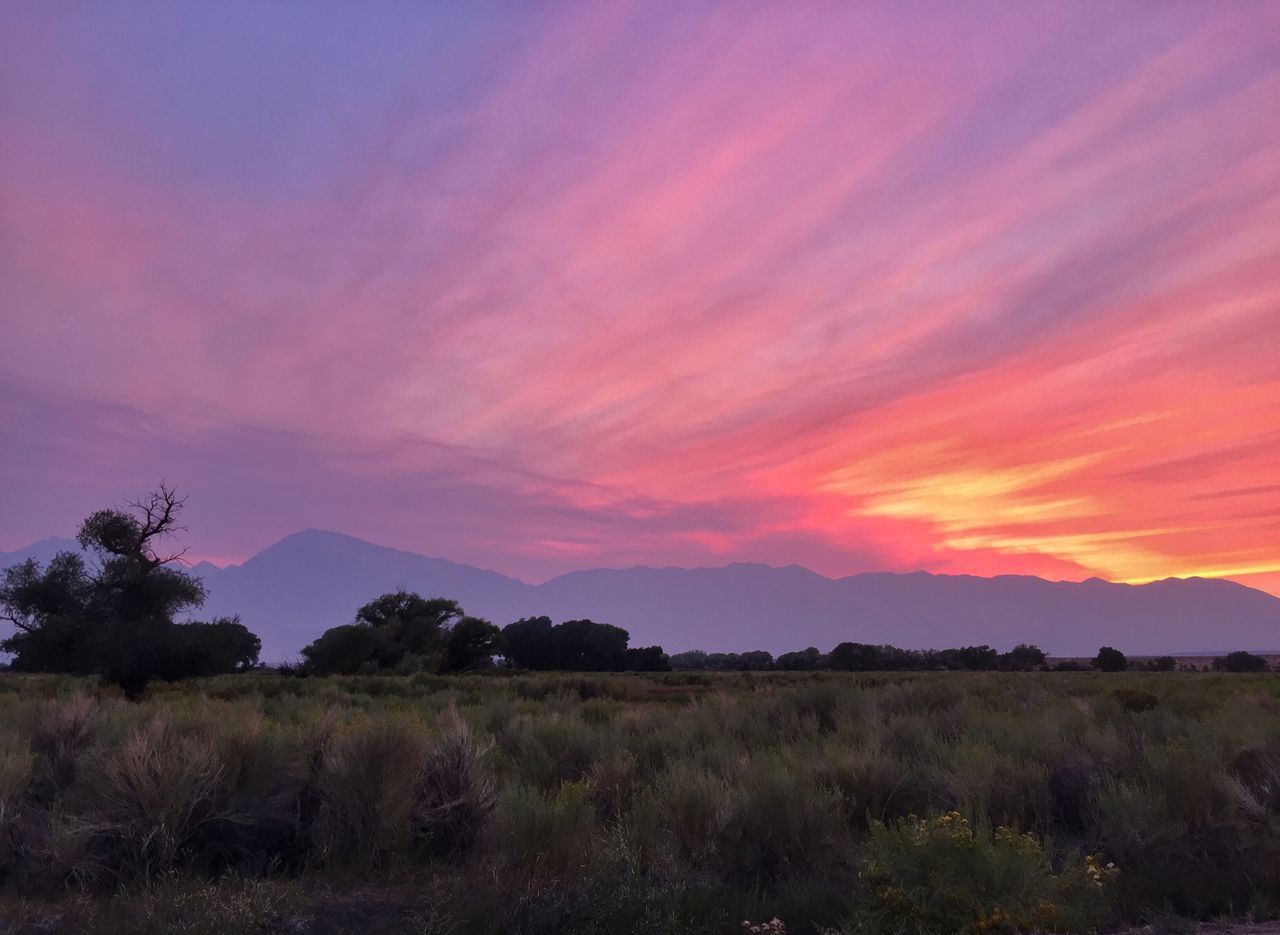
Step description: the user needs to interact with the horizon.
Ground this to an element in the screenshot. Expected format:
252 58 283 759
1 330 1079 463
6 526 1276 598
3 2 1279 602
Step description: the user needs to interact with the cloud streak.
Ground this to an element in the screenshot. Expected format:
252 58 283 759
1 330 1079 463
2 1 1277 602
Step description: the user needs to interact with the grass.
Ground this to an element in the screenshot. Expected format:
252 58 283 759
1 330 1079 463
0 669 1277 932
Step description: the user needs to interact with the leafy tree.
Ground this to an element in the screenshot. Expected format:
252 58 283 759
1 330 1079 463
1150 656 1177 672
444 616 504 672
1092 646 1128 672
500 616 558 669
669 650 709 670
301 590 467 675
0 553 97 675
1213 650 1269 673
937 645 1001 671
159 616 261 678
828 642 926 671
624 645 670 671
776 646 826 670
0 485 258 697
738 650 774 670
499 617 645 671
355 591 462 668
1002 643 1047 671
828 642 885 671
554 619 630 671
299 623 389 675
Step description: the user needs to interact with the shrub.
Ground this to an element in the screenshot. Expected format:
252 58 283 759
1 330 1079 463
816 742 919 828
28 695 102 796
1214 651 1269 673
414 708 496 858
491 780 595 882
1093 647 1128 672
654 763 731 868
307 715 429 868
1114 688 1159 713
718 758 847 884
850 812 1113 933
94 717 225 876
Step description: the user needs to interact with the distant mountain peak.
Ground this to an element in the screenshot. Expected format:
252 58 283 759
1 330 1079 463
5 529 1279 661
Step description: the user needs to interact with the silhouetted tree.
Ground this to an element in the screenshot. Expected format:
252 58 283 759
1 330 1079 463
1213 650 1268 673
1002 643 1047 671
828 642 884 671
936 645 1001 671
159 616 261 678
0 485 258 697
355 591 462 669
1093 646 1128 672
301 590 469 675
500 616 558 669
738 650 774 670
555 619 630 671
499 616 647 671
776 646 826 670
299 623 389 675
444 616 504 672
1150 655 1177 672
624 645 670 671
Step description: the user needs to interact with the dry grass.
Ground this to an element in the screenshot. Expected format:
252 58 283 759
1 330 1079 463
0 669 1276 932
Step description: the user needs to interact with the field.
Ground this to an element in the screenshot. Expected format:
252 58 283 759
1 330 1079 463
0 670 1278 934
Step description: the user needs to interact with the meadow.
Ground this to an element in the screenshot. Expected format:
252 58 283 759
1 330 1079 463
0 669 1277 934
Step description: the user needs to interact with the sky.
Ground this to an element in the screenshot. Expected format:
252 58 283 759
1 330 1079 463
1 1 1278 596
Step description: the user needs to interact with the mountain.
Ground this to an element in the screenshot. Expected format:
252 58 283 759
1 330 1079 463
4 529 1279 661
0 537 83 569
195 531 537 660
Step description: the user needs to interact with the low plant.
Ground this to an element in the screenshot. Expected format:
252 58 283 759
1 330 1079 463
848 812 1114 933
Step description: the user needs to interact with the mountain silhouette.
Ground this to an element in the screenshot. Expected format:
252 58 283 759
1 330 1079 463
3 529 1278 661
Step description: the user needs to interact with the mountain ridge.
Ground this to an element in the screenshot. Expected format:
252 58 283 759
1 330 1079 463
3 528 1278 661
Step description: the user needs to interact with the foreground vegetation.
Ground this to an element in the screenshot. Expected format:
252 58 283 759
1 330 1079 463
0 669 1277 933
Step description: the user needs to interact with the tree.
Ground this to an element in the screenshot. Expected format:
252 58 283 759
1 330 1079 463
299 623 389 675
499 617 646 671
500 616 558 669
937 645 1000 671
0 553 97 675
554 619 630 671
1093 646 1127 672
160 616 261 678
1150 656 1177 672
301 590 467 675
354 591 462 669
0 485 258 696
443 616 504 672
829 642 885 671
1002 643 1047 671
624 645 670 671
738 650 774 671
776 647 826 670
1213 650 1269 673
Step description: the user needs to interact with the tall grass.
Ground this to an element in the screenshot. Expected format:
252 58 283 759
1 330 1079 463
0 669 1278 932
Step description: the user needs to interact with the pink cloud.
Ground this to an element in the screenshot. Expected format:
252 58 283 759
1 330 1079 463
1 2 1277 594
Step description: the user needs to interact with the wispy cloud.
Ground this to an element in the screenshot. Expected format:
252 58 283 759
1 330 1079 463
2 1 1277 599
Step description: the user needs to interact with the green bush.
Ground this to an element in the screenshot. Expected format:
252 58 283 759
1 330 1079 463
850 812 1113 933
0 670 1276 931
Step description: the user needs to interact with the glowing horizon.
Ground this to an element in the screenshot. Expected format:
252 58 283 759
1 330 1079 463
2 2 1278 599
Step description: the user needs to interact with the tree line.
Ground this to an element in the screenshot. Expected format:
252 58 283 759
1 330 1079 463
295 592 668 676
2 487 1273 695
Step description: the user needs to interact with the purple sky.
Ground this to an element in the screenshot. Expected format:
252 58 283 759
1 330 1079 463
2 2 1278 593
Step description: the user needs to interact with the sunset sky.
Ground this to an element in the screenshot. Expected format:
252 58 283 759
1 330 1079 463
2 2 1278 596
